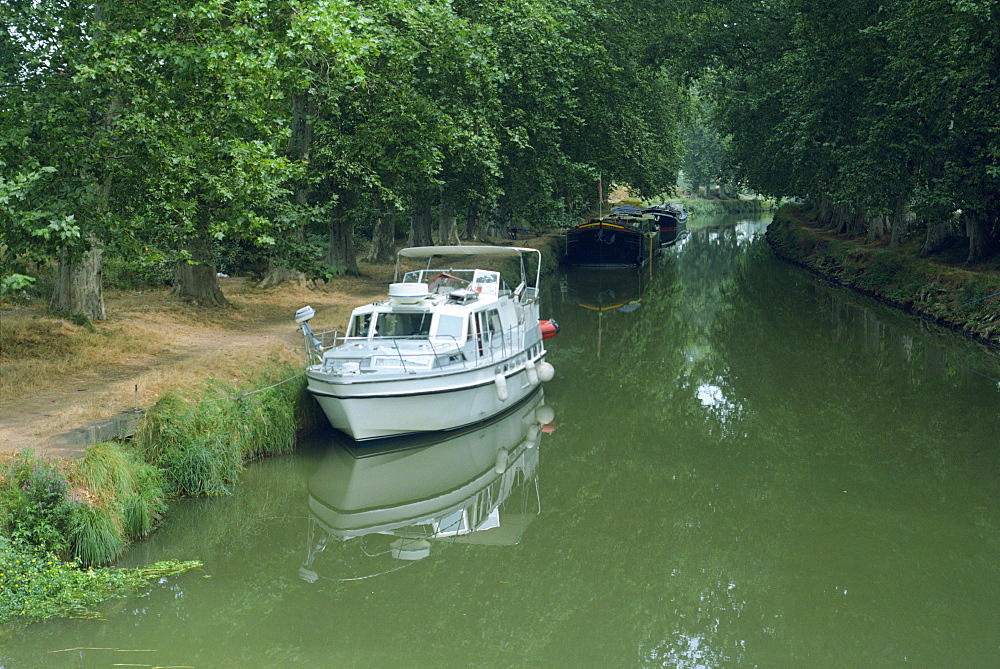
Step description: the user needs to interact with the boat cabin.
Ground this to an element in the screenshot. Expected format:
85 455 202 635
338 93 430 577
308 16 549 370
321 262 542 378
343 268 515 347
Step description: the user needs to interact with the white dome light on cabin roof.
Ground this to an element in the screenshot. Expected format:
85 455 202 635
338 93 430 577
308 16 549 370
388 282 430 304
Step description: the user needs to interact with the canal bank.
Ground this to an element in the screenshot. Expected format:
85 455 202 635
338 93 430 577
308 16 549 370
766 204 1000 346
0 236 565 574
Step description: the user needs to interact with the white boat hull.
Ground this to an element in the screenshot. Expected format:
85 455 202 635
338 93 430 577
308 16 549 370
307 354 547 440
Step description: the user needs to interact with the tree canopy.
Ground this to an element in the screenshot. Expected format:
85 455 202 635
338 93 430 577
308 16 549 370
1 0 692 313
693 0 1000 261
2 0 996 316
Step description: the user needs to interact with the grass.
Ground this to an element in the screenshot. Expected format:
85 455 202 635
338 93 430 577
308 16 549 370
0 315 162 410
67 503 126 568
70 441 167 563
133 363 311 497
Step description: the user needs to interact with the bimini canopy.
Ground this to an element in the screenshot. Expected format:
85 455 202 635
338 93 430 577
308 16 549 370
395 245 542 287
397 245 537 259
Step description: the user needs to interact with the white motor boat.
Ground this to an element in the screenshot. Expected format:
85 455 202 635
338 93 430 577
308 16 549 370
295 245 557 440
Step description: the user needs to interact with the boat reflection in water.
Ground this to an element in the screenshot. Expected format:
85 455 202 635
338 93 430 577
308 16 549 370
300 388 555 582
561 265 651 359
562 265 649 314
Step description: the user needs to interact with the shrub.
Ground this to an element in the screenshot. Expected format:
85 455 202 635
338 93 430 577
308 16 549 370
102 254 175 290
0 450 80 556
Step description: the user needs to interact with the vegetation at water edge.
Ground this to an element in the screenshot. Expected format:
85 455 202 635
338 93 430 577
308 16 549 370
0 363 317 623
767 205 1000 344
134 363 318 496
0 536 200 627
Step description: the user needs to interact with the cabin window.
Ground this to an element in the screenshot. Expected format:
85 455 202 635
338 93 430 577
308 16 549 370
349 313 372 337
476 309 504 349
373 312 431 337
435 314 465 341
485 310 502 335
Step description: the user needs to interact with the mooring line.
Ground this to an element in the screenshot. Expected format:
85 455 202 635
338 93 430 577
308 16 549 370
959 291 1000 307
967 367 1000 386
181 370 306 404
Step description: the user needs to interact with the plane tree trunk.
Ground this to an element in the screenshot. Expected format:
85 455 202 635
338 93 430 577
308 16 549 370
366 212 396 263
51 233 106 322
172 237 230 307
408 203 434 247
325 204 360 276
50 63 120 322
438 200 461 246
964 210 994 264
888 195 911 247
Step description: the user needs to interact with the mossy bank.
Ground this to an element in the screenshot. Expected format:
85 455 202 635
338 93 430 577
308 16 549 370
766 205 1000 346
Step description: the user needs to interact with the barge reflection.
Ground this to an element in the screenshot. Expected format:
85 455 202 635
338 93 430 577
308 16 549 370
301 389 554 582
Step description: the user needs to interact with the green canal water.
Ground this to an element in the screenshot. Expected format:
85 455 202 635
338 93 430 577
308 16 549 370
3 215 998 667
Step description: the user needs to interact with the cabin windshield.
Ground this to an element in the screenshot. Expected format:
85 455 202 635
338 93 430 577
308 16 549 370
373 311 431 338
348 313 372 337
401 268 511 297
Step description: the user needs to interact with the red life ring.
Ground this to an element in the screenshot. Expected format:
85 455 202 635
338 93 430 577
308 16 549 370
538 319 560 339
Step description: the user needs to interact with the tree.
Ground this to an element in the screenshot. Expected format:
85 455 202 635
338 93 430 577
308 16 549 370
0 1 130 320
115 2 301 305
687 0 999 261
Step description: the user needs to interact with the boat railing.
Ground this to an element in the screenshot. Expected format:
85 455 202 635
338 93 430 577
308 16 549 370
518 286 540 306
303 328 342 365
471 321 541 365
364 326 534 371
307 324 539 372
354 335 470 374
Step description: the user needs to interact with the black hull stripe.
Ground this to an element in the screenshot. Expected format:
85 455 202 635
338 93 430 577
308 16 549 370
310 376 497 400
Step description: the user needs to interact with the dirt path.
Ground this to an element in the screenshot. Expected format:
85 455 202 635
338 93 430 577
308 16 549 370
0 274 391 461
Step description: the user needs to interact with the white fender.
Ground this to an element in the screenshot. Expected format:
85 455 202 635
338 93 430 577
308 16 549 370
495 373 509 401
535 405 555 425
494 448 509 474
525 359 539 385
537 361 555 382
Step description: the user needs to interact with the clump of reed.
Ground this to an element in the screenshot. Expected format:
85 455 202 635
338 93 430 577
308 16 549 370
1 363 317 567
134 363 314 497
69 441 166 566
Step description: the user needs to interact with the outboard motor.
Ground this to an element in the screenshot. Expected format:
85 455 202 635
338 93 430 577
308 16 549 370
295 306 322 353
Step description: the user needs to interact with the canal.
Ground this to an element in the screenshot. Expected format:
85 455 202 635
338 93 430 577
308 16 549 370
3 215 998 667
